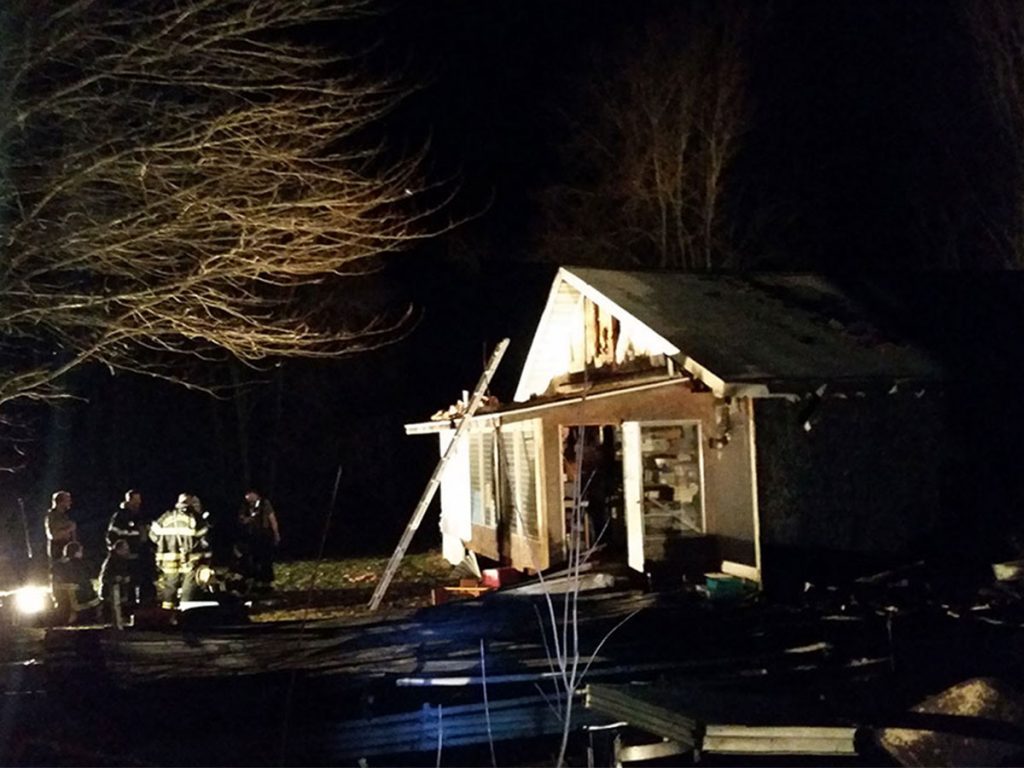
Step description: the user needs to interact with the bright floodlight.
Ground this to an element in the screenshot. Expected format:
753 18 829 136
13 586 50 615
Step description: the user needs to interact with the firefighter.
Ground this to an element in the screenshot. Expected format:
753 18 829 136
105 489 157 606
149 493 209 608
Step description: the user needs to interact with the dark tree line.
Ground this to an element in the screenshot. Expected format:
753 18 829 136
528 0 1024 271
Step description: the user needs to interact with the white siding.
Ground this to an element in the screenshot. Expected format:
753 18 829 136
516 280 582 401
438 430 471 565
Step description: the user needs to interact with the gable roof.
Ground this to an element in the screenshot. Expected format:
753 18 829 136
514 268 944 401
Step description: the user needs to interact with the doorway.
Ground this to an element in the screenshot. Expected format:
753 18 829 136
561 425 626 559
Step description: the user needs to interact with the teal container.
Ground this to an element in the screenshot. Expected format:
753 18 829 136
704 572 749 601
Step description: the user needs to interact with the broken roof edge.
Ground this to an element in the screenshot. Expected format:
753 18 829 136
514 267 943 402
676 353 736 397
731 377 946 407
515 267 725 402
405 376 692 435
405 372 944 435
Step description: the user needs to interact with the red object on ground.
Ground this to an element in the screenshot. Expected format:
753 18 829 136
481 567 522 588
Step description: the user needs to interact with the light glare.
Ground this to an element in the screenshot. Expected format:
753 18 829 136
13 586 50 615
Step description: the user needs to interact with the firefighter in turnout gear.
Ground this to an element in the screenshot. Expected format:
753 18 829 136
105 489 156 606
149 493 209 608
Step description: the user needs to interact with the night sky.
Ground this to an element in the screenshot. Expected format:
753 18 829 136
2 0 1019 564
382 0 1000 269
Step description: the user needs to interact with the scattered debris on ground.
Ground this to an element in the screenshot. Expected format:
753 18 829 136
878 677 1024 767
7 550 1024 765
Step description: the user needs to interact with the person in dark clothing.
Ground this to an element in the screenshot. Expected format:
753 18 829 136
149 493 209 608
563 427 616 547
105 489 157 606
52 541 101 624
238 490 280 592
99 538 135 626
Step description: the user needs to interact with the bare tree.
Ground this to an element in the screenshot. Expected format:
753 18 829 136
0 0 446 407
964 0 1024 267
537 4 755 270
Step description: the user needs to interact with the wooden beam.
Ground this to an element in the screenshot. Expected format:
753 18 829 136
703 724 858 755
616 739 688 763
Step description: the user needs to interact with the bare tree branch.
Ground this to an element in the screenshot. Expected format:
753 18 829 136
537 3 755 270
964 0 1024 267
0 0 449 407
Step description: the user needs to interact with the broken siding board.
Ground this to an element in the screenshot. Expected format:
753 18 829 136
468 523 500 561
616 740 690 763
491 571 617 595
587 685 699 743
703 725 858 755
45 591 886 697
588 686 858 757
586 680 861 735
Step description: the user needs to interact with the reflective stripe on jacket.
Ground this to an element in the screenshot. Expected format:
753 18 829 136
150 509 208 573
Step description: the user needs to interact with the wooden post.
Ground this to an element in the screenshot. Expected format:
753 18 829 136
368 338 509 611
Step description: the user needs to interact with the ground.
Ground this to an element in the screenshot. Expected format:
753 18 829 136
7 551 1024 766
249 549 460 621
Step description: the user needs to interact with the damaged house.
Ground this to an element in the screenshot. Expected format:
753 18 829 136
406 268 951 593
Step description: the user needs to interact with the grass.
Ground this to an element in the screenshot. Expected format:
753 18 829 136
250 549 459 622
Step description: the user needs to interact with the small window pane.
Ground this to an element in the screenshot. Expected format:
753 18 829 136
639 422 704 558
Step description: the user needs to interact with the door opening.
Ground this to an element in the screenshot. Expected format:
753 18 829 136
561 425 626 559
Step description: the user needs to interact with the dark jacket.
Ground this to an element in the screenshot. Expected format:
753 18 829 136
106 507 145 554
99 550 135 593
239 498 278 542
52 557 100 610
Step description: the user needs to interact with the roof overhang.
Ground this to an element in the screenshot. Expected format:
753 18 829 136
405 376 692 435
